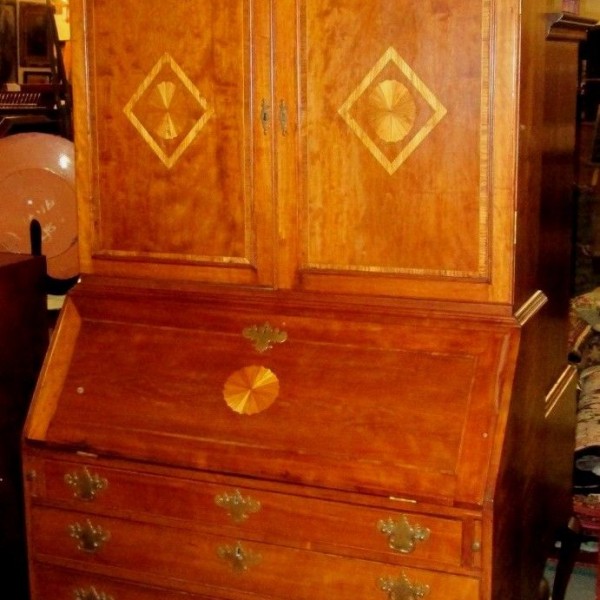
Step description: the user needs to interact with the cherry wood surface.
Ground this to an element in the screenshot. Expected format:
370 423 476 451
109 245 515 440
25 455 466 570
22 279 564 600
22 2 593 600
28 505 481 600
30 550 480 600
74 0 275 286
26 285 515 505
72 0 536 305
32 565 216 600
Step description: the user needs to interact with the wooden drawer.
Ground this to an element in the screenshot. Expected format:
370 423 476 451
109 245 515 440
30 506 480 600
32 564 212 600
27 457 466 569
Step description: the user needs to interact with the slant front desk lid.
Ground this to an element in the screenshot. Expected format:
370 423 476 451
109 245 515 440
24 282 519 508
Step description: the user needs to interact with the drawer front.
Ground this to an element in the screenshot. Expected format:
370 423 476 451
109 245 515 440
30 506 479 600
32 564 209 600
30 458 466 568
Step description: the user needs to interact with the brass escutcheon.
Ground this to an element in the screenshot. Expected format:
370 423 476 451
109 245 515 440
73 587 115 600
64 467 108 501
242 322 287 353
68 519 110 553
260 99 270 135
377 516 430 554
379 573 430 600
217 541 262 572
215 489 261 523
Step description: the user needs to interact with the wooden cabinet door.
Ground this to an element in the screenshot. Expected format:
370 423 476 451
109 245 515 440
73 0 275 286
276 0 518 304
74 0 520 303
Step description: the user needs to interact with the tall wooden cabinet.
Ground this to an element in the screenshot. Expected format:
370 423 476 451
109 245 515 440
22 2 595 600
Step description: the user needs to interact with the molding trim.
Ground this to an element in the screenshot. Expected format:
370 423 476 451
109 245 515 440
544 365 578 419
546 12 598 41
514 290 548 326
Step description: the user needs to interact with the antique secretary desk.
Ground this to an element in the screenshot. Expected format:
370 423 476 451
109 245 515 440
21 2 595 599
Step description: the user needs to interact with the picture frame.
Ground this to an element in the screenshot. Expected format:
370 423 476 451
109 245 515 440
23 69 52 84
0 2 18 84
19 2 52 67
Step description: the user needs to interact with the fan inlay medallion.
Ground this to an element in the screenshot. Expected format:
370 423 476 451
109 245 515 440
368 79 417 143
338 47 447 174
123 53 214 169
223 366 280 415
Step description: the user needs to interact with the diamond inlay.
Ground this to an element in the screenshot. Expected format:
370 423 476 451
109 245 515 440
123 53 214 169
338 47 447 175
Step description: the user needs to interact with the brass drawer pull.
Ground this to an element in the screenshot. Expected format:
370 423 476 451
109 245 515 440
379 573 430 599
217 541 262 572
69 519 111 553
215 489 261 523
377 516 430 554
242 322 287 353
74 587 115 600
64 467 108 501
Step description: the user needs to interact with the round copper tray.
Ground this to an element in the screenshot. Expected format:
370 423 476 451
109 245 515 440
0 132 78 280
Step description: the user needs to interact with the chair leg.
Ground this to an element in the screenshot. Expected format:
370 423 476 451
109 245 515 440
552 516 583 600
596 550 600 600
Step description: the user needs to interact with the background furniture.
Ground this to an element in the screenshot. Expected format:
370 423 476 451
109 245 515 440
553 494 600 600
573 26 600 295
0 83 71 138
551 326 600 600
0 253 48 600
21 2 594 600
0 0 72 139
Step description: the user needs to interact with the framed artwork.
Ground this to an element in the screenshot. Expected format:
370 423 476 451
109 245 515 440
19 2 52 67
0 2 18 83
23 69 52 84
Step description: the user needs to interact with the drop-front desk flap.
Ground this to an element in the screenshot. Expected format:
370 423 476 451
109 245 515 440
24 281 519 509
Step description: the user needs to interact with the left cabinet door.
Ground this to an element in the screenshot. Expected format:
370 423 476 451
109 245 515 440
73 0 276 286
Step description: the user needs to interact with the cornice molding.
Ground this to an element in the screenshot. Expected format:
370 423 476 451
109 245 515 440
546 12 598 41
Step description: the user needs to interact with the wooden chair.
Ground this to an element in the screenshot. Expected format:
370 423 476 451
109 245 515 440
551 322 600 600
552 495 600 600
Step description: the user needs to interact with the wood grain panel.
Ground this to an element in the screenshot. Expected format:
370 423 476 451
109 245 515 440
296 0 490 281
73 0 275 285
30 506 480 600
33 457 465 569
32 564 209 600
32 288 515 506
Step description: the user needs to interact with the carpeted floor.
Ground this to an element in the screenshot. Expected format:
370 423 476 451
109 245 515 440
545 560 596 599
